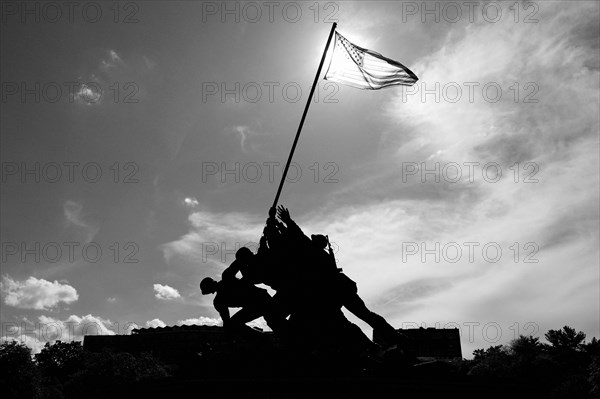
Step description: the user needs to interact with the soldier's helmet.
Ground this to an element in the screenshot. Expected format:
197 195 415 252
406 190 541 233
235 247 253 262
311 234 328 250
200 277 216 294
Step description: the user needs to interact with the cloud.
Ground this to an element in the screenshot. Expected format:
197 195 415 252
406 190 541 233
390 2 599 165
101 49 124 69
109 49 122 63
291 2 599 356
63 200 87 228
75 49 151 106
37 314 117 338
297 193 598 357
160 209 264 271
0 335 47 355
152 2 598 357
177 317 221 326
1 276 78 310
234 125 250 152
145 318 166 328
73 83 103 105
0 314 125 354
124 323 140 334
153 284 181 300
106 297 117 303
230 125 273 153
63 200 98 242
176 316 270 331
184 197 199 207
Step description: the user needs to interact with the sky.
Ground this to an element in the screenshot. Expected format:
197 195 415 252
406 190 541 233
1 1 599 358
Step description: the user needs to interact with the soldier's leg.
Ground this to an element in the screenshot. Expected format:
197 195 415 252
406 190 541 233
264 291 290 334
337 274 379 326
228 306 264 327
344 293 391 329
338 274 398 345
234 288 288 333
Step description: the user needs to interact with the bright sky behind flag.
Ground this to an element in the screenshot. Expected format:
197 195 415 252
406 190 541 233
1 1 598 358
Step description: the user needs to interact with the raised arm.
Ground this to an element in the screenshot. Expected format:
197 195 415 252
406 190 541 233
277 205 308 242
276 205 291 225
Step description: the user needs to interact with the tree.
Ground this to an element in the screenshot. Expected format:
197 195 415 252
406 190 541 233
0 340 42 398
589 355 600 396
468 345 513 378
472 344 507 361
64 350 170 396
510 335 543 359
584 337 600 357
545 326 586 352
35 340 84 380
466 327 598 396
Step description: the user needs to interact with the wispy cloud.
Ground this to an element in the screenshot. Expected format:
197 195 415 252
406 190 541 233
63 200 99 242
101 49 124 69
295 1 600 355
160 209 263 270
231 125 272 153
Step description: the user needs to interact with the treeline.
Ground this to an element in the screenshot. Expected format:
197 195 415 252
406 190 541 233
0 325 598 398
461 326 599 398
0 340 169 398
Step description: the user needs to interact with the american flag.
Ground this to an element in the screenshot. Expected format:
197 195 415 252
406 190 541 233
324 32 418 90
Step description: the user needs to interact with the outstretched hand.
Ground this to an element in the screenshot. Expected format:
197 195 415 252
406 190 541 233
276 205 291 223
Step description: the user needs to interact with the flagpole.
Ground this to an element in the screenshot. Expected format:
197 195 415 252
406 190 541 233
271 22 337 210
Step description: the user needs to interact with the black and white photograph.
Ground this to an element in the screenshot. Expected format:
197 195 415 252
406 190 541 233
1 1 599 397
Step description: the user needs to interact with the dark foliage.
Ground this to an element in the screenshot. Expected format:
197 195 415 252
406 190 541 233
1 339 169 398
545 326 587 351
63 350 170 396
1 325 597 398
465 326 599 398
35 341 84 381
589 355 600 396
0 340 42 398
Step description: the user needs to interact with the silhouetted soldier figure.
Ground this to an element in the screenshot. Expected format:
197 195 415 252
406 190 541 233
234 244 296 335
200 255 287 333
271 206 375 358
276 205 399 347
232 246 264 285
262 206 287 252
257 207 299 290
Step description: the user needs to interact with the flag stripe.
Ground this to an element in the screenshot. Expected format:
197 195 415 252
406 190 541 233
327 69 417 87
326 75 414 89
328 69 416 84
